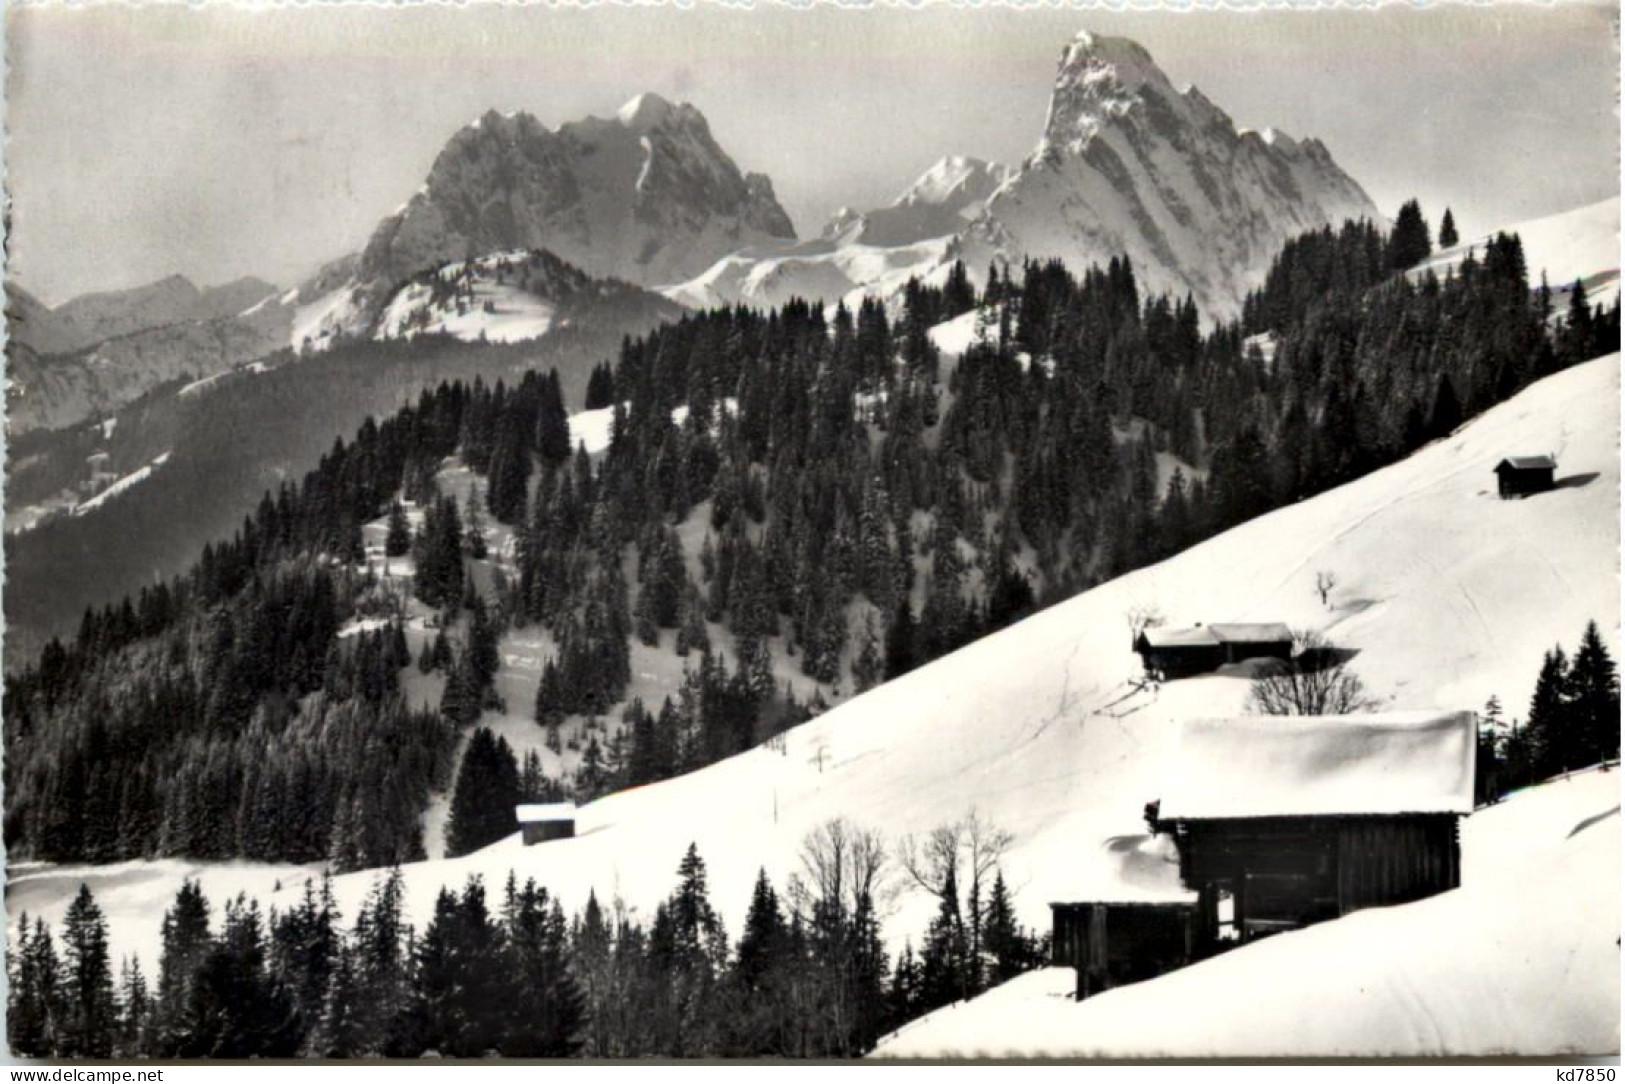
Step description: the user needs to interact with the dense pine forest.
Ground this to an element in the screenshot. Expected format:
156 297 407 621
8 834 1044 1058
5 202 1619 874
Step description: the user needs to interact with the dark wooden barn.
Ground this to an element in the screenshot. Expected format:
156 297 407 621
1133 622 1293 679
1494 455 1557 498
1049 835 1196 999
1157 711 1475 953
516 803 576 845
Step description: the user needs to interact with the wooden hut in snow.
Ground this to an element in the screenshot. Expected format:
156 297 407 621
1133 622 1293 679
1049 834 1197 1000
516 803 576 845
1156 711 1474 950
1493 455 1557 498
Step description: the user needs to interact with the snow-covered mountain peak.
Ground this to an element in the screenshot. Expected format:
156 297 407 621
284 95 795 349
962 30 1380 318
616 91 679 132
1042 31 1174 149
896 155 1013 210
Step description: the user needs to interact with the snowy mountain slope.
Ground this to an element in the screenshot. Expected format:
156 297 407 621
822 157 1014 249
282 97 793 351
375 256 557 345
11 354 1617 986
663 154 1011 310
875 766 1620 1057
662 235 958 312
962 32 1379 319
1410 196 1621 309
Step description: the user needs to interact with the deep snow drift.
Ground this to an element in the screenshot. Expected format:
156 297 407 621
875 766 1620 1058
9 354 1619 1035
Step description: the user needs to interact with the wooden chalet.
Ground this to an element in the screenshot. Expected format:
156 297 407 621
1494 455 1557 498
516 803 576 845
1133 622 1293 679
1157 711 1475 951
1049 834 1196 1000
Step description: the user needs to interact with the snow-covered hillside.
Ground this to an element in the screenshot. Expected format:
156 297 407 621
10 352 1618 1022
876 765 1619 1057
1410 196 1621 310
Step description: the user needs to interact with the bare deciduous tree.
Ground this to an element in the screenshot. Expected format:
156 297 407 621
896 808 1014 988
1248 629 1377 716
1124 602 1166 642
1314 570 1338 609
788 817 893 922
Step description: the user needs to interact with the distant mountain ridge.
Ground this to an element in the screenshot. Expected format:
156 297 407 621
671 30 1379 318
961 31 1380 316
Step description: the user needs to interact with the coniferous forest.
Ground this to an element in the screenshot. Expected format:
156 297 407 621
4 203 1620 1057
6 205 1619 871
8 833 1044 1059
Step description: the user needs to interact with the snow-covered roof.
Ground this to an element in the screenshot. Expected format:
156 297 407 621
1138 623 1293 648
1496 455 1557 471
1139 626 1219 648
1207 622 1294 643
1049 834 1196 907
515 803 576 824
1160 711 1476 821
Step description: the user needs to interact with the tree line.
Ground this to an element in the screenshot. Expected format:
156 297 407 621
1479 619 1620 801
9 817 1043 1059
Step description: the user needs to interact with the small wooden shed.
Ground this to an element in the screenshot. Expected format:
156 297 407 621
516 803 576 845
1158 711 1474 952
1134 622 1293 679
1494 455 1557 498
1049 834 1197 1000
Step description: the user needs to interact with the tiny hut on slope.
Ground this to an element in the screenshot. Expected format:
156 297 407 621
1493 455 1557 498
1157 711 1474 952
1049 834 1197 1000
1133 622 1293 679
516 803 576 845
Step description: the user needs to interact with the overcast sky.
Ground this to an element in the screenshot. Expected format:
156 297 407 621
6 1 1619 304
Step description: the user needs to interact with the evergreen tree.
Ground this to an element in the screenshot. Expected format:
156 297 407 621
154 879 212 1055
1526 645 1573 778
1568 620 1620 767
8 916 65 1057
385 501 412 558
1387 199 1432 271
918 865 969 1012
446 728 522 857
1438 207 1459 249
59 885 116 1057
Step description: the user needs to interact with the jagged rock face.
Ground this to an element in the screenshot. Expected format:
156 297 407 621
964 31 1380 318
357 96 794 294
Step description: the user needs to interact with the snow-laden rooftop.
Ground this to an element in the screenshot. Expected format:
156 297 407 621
1497 455 1558 471
1160 711 1476 821
1048 833 1196 907
1139 622 1292 648
515 803 576 824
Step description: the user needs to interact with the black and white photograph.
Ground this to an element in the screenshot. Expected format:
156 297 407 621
1 0 1620 1063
